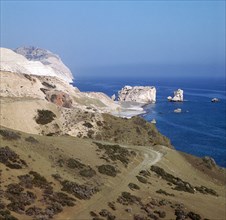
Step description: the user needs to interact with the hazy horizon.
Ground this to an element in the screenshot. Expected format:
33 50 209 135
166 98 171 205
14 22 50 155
1 1 225 78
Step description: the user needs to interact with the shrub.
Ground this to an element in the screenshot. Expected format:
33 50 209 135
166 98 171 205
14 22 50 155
136 176 148 184
98 165 117 177
83 122 93 128
25 136 38 144
0 129 21 140
35 110 56 125
117 192 141 205
0 146 27 169
42 81 56 89
79 167 96 178
156 189 174 197
67 158 85 169
128 183 140 190
61 180 99 200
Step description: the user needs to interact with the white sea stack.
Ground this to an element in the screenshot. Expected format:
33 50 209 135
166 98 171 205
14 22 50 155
118 85 156 103
169 89 183 102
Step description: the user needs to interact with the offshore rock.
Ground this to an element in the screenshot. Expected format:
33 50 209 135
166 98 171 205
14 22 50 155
118 86 156 103
211 98 219 103
168 89 183 102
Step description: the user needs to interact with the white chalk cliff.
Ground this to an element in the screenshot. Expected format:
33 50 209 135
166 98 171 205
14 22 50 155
168 89 183 102
0 47 73 83
118 85 156 103
14 46 73 82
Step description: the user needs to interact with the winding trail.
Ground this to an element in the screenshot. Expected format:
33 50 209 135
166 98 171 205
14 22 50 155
73 144 163 219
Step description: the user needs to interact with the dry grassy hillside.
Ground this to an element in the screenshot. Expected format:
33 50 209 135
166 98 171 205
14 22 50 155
0 127 225 220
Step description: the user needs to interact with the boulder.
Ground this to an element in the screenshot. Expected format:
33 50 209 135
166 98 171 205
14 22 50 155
118 86 156 103
174 108 182 113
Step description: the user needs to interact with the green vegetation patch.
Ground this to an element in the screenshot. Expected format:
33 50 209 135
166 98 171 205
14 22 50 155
35 109 56 125
94 142 135 166
95 114 172 148
0 129 21 140
128 183 140 190
117 192 142 206
61 180 99 200
25 136 39 144
98 164 117 177
66 158 86 169
79 167 96 178
151 165 218 196
156 189 175 197
136 175 148 184
0 146 27 169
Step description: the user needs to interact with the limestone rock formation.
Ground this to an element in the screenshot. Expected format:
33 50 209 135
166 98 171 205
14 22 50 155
0 48 72 82
118 86 156 103
14 46 74 83
168 89 183 102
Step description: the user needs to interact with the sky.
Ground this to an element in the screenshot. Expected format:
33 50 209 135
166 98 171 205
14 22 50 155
1 0 225 78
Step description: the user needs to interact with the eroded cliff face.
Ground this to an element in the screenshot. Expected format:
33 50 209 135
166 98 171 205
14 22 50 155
118 86 156 103
0 47 73 83
14 46 74 83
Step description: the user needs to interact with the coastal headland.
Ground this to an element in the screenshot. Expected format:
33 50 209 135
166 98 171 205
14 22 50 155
0 47 225 220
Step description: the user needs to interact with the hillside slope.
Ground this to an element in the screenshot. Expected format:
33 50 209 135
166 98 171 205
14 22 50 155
0 128 225 220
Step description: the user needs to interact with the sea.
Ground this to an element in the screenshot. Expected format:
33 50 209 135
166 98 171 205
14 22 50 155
73 76 226 167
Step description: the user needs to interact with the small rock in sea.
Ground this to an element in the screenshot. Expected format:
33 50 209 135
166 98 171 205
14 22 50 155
211 98 219 103
174 108 182 113
167 96 173 101
151 119 156 124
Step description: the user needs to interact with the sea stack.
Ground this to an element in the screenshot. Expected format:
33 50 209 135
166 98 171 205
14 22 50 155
118 86 156 103
168 89 183 102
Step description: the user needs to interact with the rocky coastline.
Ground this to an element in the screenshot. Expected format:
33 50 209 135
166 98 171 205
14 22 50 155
0 46 225 220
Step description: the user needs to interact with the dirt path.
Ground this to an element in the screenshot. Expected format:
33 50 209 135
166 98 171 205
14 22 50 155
73 145 163 219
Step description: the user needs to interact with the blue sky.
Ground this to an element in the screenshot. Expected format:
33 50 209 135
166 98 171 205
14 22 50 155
1 1 225 78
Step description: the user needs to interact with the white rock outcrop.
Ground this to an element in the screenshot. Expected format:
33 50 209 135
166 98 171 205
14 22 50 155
14 46 73 82
118 86 156 103
211 98 219 103
0 47 73 83
168 89 183 102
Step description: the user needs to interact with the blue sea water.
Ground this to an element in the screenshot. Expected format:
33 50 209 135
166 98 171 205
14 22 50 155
73 76 226 167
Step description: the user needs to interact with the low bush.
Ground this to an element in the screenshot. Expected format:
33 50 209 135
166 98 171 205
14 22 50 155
35 109 56 125
79 167 96 178
128 183 140 190
98 164 117 177
0 129 21 140
136 176 148 184
25 136 38 144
